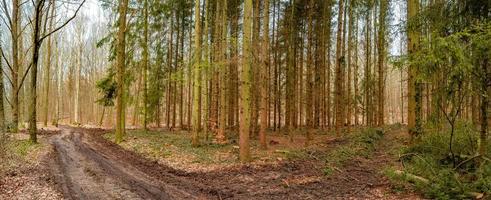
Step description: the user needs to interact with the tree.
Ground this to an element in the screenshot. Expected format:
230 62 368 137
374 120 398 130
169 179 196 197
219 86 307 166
259 0 270 149
115 0 129 143
407 0 420 137
42 0 56 126
334 0 345 136
239 0 253 162
377 0 388 126
192 0 202 147
142 0 149 131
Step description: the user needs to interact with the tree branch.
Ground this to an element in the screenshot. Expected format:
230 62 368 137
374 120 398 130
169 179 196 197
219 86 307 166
39 0 86 42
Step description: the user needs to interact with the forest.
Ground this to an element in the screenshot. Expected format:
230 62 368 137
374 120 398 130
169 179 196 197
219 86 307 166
0 0 489 199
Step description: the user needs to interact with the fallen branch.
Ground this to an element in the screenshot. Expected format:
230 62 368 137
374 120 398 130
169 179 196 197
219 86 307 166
274 150 290 154
394 170 485 199
393 170 430 184
398 152 418 161
454 154 481 170
466 192 484 199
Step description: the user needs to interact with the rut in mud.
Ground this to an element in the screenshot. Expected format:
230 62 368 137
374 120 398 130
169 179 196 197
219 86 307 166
49 127 207 200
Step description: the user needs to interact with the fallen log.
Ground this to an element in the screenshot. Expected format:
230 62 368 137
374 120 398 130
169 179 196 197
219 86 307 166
393 170 430 184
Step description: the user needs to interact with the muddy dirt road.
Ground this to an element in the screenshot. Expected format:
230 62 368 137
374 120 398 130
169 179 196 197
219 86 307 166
44 126 416 200
49 127 207 200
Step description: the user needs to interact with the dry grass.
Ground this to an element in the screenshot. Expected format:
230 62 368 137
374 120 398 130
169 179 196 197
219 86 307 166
105 129 337 172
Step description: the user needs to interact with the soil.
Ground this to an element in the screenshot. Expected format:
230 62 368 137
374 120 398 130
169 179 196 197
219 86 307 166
4 126 419 200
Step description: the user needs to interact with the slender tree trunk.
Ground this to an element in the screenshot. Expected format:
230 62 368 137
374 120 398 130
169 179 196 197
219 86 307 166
334 0 345 136
142 0 149 130
43 0 56 127
217 0 228 144
305 0 314 142
377 0 388 126
29 0 46 143
365 7 372 126
479 60 489 156
259 0 270 149
115 0 129 143
192 0 202 147
11 0 20 133
407 0 420 136
0 41 5 131
240 0 253 162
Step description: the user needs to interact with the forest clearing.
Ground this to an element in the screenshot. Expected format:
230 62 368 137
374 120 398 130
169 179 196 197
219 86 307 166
0 0 490 199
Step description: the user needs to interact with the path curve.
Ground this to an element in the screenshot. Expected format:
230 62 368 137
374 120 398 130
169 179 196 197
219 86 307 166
49 127 199 200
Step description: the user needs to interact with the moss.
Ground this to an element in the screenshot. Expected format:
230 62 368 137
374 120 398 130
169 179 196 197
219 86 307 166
323 127 385 176
386 122 491 199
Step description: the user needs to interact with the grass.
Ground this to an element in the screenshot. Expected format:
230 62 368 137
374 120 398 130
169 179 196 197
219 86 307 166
385 121 491 199
0 136 43 175
104 129 333 171
323 127 385 176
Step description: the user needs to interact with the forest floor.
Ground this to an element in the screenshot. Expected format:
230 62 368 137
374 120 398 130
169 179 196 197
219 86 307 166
0 125 421 199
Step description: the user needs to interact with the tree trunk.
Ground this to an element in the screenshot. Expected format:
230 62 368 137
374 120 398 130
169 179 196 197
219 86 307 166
43 0 56 127
142 0 149 130
377 0 388 126
115 0 129 143
259 0 270 149
407 0 420 136
240 0 253 162
192 0 202 147
334 0 345 136
217 0 228 144
11 0 20 133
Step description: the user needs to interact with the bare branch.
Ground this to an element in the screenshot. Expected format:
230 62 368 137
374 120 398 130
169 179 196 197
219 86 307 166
0 48 13 73
39 0 86 42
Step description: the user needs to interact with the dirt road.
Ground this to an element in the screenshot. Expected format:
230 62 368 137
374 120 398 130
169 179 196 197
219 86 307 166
45 126 417 200
49 127 207 200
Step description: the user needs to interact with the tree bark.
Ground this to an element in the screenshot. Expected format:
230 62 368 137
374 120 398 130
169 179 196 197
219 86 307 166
192 0 202 147
240 0 253 162
115 0 129 143
259 0 270 149
334 0 345 136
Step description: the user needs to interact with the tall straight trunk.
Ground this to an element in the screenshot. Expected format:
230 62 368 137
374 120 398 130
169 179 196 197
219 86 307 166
179 10 185 129
353 13 359 125
259 0 270 149
365 7 372 126
192 0 202 147
187 26 193 130
377 0 388 126
407 0 420 136
43 0 56 126
55 46 62 126
228 1 240 129
305 0 314 140
325 1 333 128
217 0 228 143
346 0 353 127
478 60 489 156
11 0 20 132
0 41 4 131
142 0 149 130
240 0 253 162
74 36 82 124
172 12 179 130
334 0 345 136
251 0 261 135
132 66 142 126
29 0 45 143
166 16 174 130
203 0 210 140
285 0 296 138
115 0 129 143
